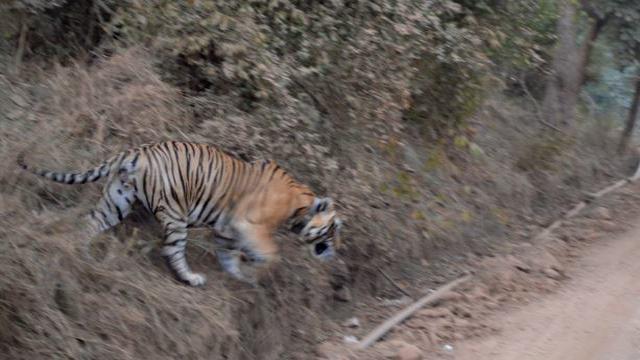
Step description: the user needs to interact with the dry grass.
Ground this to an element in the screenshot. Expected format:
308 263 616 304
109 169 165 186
0 48 342 360
0 198 240 359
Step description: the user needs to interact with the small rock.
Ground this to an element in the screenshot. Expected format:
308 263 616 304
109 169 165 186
452 304 473 318
387 341 423 360
524 250 562 274
403 165 416 173
342 317 360 328
54 282 79 319
434 291 463 304
543 268 562 280
6 109 24 120
10 94 28 108
467 285 491 301
506 255 530 273
316 342 348 360
578 230 601 241
334 287 352 302
469 143 485 159
136 14 148 25
599 220 619 232
443 344 454 352
593 207 612 220
418 307 451 318
343 335 358 344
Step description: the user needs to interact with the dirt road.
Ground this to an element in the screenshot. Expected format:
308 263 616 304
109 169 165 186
451 222 640 360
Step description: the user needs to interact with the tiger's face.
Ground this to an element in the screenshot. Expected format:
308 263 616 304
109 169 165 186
293 197 343 261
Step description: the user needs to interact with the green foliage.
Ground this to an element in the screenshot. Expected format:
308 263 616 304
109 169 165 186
581 0 640 67
403 0 559 137
404 57 486 137
584 47 637 117
454 0 559 74
107 0 491 106
424 146 447 171
391 171 419 201
607 2 640 66
579 0 640 130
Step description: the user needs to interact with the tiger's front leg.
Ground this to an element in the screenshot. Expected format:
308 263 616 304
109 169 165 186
214 235 257 285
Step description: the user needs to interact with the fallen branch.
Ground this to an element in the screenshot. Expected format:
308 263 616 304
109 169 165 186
591 179 629 198
535 159 640 244
565 202 587 219
356 275 471 350
532 220 563 242
13 18 28 76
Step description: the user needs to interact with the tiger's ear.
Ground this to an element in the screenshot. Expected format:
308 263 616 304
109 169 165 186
310 197 334 214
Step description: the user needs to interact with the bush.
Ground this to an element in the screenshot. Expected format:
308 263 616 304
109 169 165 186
404 56 486 138
515 134 574 172
107 0 489 107
3 0 118 60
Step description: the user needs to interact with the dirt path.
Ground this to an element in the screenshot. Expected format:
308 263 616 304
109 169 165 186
451 222 640 360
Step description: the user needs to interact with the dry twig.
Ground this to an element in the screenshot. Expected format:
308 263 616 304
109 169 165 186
356 275 471 349
378 268 413 299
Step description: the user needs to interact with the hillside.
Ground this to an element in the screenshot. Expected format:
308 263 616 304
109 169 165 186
1 1 639 359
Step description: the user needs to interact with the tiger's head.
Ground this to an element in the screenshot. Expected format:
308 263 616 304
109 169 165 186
292 197 343 261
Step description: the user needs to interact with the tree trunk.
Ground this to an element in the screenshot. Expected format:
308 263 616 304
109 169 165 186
618 76 640 154
542 0 580 129
576 16 607 88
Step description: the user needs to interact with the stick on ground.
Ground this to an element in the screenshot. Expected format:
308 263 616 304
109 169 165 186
356 275 471 349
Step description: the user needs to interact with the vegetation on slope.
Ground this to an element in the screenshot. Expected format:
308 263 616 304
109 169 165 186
1 0 639 358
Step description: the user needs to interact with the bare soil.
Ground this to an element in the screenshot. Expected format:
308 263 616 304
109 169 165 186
452 219 640 360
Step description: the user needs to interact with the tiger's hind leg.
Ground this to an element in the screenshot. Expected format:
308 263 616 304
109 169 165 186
156 209 206 287
84 176 137 257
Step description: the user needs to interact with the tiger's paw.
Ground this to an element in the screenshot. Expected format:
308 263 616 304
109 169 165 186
183 273 207 287
228 269 257 287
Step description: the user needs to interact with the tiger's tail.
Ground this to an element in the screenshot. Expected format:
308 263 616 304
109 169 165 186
17 149 137 185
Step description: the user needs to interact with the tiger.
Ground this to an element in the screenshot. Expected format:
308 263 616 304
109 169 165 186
17 141 343 287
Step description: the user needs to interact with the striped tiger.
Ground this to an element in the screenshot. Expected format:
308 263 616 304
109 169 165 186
18 141 343 286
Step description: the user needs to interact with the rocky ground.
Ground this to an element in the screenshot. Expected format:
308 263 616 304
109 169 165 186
317 180 640 360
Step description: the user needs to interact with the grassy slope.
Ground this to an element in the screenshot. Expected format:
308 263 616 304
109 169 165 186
0 28 633 360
